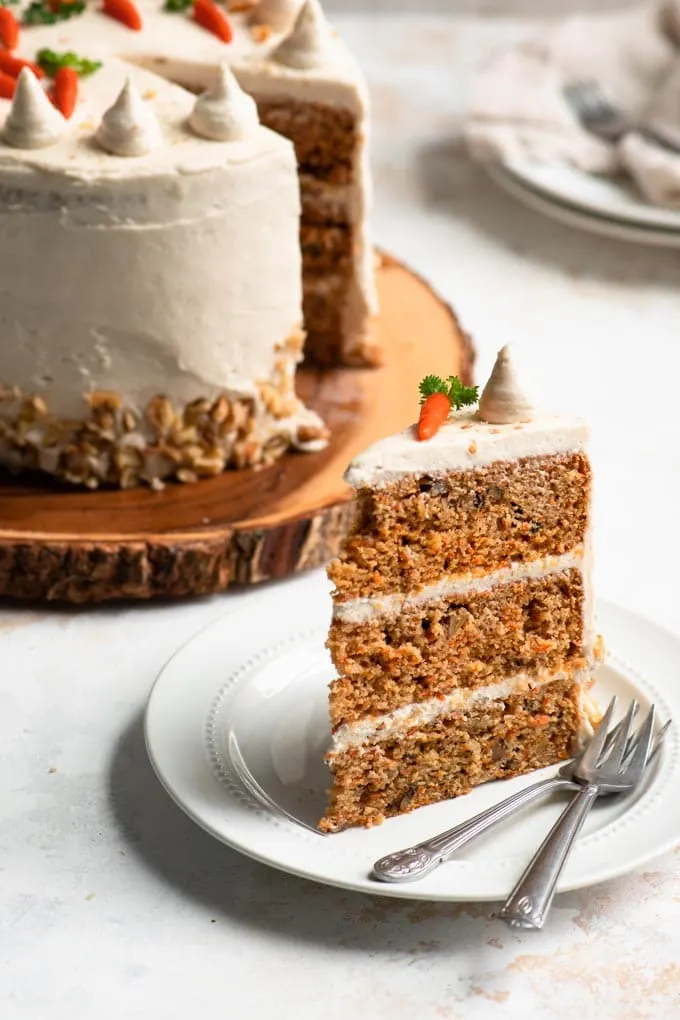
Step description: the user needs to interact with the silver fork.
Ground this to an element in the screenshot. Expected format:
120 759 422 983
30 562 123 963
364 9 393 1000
498 697 659 930
563 80 680 154
371 712 668 884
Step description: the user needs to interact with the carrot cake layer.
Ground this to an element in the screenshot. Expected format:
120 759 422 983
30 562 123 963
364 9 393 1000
329 448 591 601
329 565 591 727
256 97 356 179
320 675 594 832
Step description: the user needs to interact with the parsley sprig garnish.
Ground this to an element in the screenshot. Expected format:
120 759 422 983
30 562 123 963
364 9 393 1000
164 0 192 11
24 0 86 25
419 375 478 409
37 49 102 78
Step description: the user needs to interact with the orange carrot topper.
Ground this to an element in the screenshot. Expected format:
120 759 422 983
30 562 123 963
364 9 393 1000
101 0 143 31
0 53 45 79
0 71 17 100
0 8 20 50
193 0 233 43
417 375 478 441
53 66 78 118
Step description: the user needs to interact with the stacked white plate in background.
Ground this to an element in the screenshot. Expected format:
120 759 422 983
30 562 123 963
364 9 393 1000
487 159 680 246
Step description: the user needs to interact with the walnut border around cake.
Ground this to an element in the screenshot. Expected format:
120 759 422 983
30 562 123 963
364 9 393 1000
0 254 475 604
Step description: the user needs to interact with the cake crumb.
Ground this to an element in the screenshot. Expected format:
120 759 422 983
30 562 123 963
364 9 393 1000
251 23 273 43
48 767 57 774
468 442 477 455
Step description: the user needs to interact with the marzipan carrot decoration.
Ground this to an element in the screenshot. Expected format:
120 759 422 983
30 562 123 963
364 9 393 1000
417 375 478 441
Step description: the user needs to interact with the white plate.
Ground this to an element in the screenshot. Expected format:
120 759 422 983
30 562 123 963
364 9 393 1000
503 158 680 232
145 577 680 901
487 164 680 247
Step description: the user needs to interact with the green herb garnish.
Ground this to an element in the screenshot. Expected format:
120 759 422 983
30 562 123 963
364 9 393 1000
0 1 21 8
419 375 478 409
23 0 86 25
164 0 192 11
37 48 102 78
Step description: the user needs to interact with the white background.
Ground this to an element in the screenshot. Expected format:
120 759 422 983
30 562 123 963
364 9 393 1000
2 8 680 1020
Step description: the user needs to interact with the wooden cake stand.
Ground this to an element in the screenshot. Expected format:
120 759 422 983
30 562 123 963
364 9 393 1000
0 254 474 604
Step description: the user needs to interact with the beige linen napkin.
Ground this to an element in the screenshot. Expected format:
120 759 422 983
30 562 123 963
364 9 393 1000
467 0 680 208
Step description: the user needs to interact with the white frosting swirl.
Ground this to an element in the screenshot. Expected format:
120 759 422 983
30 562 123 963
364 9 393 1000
477 345 534 424
189 64 260 142
95 79 162 157
253 0 304 32
272 0 333 70
3 68 65 150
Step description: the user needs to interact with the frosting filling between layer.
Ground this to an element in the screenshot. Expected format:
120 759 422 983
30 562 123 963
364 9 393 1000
329 666 596 755
333 547 586 624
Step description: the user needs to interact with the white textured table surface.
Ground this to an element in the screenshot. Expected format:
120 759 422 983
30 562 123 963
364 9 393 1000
3 15 680 1020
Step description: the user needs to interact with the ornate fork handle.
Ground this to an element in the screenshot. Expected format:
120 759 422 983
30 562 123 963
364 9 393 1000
497 782 599 929
372 774 576 883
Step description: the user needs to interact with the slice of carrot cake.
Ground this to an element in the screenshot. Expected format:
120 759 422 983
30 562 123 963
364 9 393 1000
320 345 601 832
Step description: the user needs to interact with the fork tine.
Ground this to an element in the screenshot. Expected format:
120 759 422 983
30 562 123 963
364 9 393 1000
602 698 638 770
621 705 657 780
650 718 672 763
578 695 617 771
623 716 671 769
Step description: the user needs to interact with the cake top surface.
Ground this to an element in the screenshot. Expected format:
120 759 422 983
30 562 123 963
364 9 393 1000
344 412 588 488
0 0 366 179
0 58 290 177
345 346 588 488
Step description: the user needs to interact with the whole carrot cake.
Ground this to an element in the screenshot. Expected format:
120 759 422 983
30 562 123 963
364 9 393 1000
0 0 376 489
321 346 601 832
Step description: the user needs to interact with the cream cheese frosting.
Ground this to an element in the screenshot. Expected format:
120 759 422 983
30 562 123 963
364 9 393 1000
477 345 534 425
3 68 65 150
345 339 586 487
95 77 162 156
0 61 311 417
344 413 588 489
253 0 305 33
272 0 333 71
4 0 377 350
189 63 260 141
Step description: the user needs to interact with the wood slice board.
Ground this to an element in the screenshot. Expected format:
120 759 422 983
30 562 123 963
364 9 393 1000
0 254 474 604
